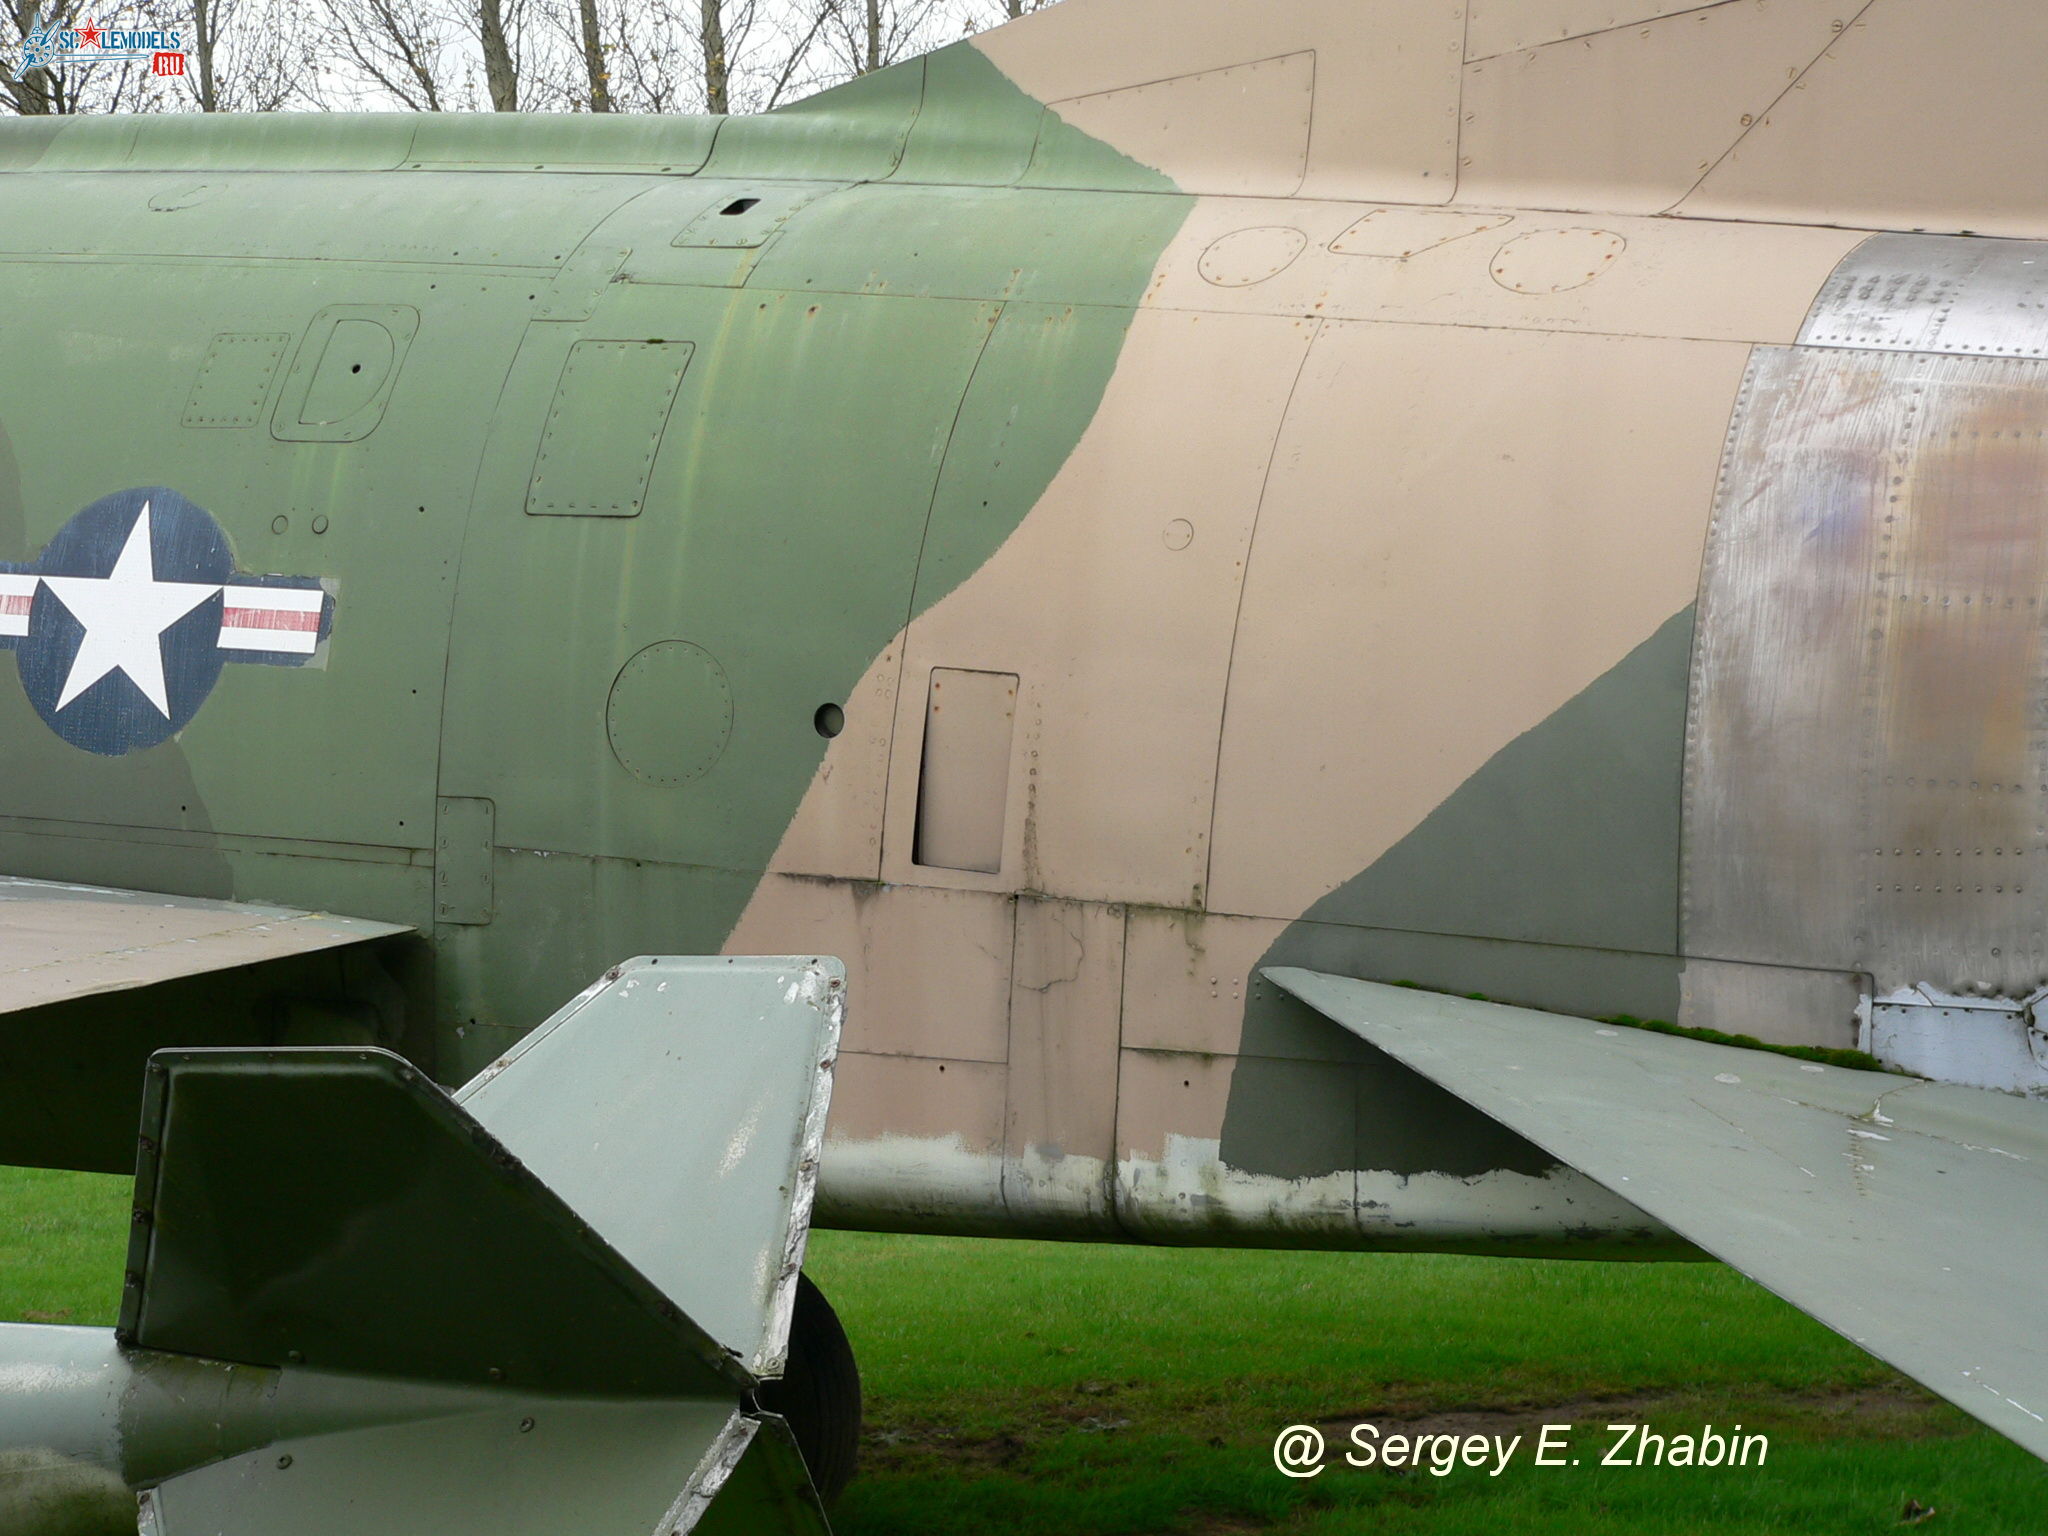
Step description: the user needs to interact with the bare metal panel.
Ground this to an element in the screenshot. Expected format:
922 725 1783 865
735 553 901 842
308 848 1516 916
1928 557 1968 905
1867 988 2048 1093
1677 959 1863 1052
1800 233 2048 360
1685 344 2048 1002
0 875 408 1014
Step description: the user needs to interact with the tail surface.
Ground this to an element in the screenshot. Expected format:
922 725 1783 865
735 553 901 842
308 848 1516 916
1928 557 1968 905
0 955 843 1536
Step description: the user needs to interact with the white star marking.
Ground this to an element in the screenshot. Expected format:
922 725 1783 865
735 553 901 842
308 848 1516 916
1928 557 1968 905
40 503 221 718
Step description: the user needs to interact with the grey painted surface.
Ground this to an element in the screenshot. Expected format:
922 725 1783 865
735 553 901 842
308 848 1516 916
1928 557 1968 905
1271 967 2048 1463
456 956 843 1382
0 875 407 1014
1221 610 1695 1182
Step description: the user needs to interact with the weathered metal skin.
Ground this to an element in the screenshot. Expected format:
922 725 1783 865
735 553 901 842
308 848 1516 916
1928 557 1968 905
0 957 843 1534
8 0 2048 1255
1688 234 2048 1090
0 1327 495 1492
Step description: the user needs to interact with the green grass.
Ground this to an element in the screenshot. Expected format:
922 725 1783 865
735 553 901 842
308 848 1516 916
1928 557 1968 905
807 1234 2046 1534
1597 1013 1891 1075
5 1166 2043 1531
0 1167 130 1328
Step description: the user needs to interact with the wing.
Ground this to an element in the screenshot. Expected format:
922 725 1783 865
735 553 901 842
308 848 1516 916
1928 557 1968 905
0 874 403 1013
0 874 409 1171
1267 966 2048 1460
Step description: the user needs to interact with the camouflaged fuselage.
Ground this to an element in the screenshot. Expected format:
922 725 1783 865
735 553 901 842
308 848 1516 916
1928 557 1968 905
8 0 2048 1255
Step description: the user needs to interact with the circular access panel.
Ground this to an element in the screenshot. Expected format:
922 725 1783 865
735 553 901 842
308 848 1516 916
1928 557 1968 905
606 641 733 786
1197 226 1310 288
1489 228 1627 294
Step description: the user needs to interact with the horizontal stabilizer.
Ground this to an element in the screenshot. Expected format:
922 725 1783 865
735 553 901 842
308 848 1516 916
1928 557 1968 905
120 1045 743 1398
455 956 841 1379
1267 966 2048 1460
142 1399 746 1536
671 1413 833 1536
140 1402 829 1536
79 957 846 1535
0 875 406 1014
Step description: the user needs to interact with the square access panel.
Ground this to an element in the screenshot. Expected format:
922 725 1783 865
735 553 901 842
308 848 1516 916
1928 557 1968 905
525 340 694 517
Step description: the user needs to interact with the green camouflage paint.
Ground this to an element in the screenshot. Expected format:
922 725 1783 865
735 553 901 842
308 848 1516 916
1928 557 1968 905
1222 609 1697 1181
0 44 1193 1114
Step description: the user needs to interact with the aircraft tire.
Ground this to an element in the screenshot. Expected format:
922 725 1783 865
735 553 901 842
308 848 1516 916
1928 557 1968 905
757 1271 863 1506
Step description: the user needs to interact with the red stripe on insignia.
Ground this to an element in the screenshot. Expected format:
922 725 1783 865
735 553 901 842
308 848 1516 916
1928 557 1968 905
221 606 320 633
0 595 29 616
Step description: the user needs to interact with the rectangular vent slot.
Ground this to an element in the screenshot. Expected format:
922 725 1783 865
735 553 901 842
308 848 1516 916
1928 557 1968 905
912 668 1017 874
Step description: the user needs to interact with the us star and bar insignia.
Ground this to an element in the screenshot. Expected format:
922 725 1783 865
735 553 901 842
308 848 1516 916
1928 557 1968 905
0 487 333 756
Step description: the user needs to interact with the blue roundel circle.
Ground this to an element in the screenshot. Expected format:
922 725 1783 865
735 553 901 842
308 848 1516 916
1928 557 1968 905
16 487 236 755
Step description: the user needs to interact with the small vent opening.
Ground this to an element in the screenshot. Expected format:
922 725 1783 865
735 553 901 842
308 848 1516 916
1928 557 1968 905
911 669 1018 874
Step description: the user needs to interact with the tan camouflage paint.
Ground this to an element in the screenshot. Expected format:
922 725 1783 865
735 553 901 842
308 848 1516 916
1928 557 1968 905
729 0 1930 1246
11 0 2048 1253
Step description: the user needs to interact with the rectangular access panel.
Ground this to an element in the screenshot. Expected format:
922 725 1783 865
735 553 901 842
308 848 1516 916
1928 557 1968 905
913 668 1018 874
526 339 693 516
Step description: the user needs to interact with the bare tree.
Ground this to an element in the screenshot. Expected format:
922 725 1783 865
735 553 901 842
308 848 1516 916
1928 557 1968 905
585 0 680 111
318 0 460 107
476 0 514 106
697 0 722 111
592 0 830 118
572 0 607 109
187 0 217 107
755 0 832 108
531 0 675 112
179 0 313 111
716 0 843 112
6 0 1064 117
316 0 573 111
811 0 952 81
3 0 77 113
